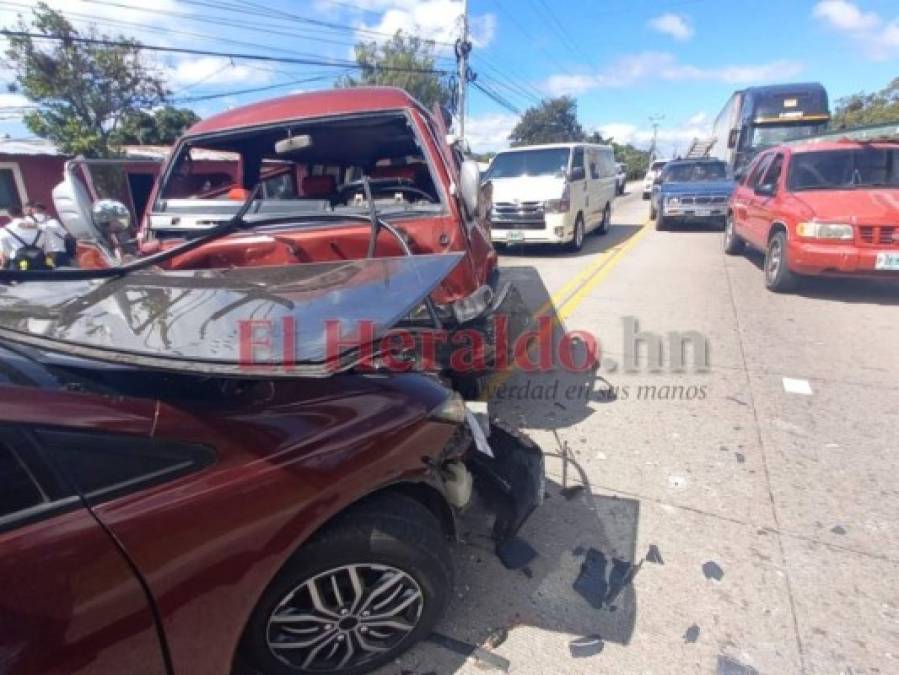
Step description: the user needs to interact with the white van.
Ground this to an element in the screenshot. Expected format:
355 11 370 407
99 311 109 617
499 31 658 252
484 143 616 251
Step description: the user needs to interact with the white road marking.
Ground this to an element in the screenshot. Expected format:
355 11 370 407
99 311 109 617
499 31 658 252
783 377 813 395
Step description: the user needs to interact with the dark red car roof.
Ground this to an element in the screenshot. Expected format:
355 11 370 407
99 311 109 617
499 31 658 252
186 86 424 135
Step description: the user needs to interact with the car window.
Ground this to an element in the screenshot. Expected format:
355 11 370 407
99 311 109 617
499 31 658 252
746 153 774 188
572 147 585 173
761 154 784 187
0 441 44 519
34 429 215 505
589 151 600 179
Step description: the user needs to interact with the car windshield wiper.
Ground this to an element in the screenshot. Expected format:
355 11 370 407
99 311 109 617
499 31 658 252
0 182 263 282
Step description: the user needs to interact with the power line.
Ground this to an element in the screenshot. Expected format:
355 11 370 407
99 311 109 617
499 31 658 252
173 73 342 104
2 32 455 76
471 80 520 115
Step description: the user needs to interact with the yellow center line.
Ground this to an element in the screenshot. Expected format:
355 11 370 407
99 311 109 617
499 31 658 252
481 219 650 398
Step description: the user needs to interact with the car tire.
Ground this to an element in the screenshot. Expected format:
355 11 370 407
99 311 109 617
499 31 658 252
764 231 798 293
568 215 585 252
242 493 452 675
649 202 657 220
596 203 611 236
723 214 745 255
642 191 650 200
654 206 667 231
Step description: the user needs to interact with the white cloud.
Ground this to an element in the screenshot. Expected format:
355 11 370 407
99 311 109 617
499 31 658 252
465 112 516 153
353 0 496 49
544 52 804 96
166 57 274 88
591 112 713 157
812 1 899 59
648 13 693 42
813 0 879 31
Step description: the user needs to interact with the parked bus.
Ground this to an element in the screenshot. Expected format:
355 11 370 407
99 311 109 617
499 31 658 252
711 82 830 176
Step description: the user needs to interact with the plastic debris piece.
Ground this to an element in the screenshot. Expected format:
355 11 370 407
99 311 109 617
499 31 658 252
717 655 759 675
646 544 664 565
569 634 605 658
427 633 510 672
496 536 538 570
831 525 847 535
702 561 724 581
683 624 700 643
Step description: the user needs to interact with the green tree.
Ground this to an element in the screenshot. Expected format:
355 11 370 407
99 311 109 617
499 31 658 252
832 77 899 129
3 2 169 157
586 131 649 180
111 106 200 145
509 97 585 146
339 31 452 109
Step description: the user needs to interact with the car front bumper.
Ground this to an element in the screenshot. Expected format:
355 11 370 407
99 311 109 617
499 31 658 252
490 212 574 245
789 240 899 277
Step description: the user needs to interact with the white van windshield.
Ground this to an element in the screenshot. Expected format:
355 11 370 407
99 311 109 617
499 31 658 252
486 148 571 179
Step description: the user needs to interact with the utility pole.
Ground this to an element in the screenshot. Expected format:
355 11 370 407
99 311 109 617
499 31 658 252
456 0 471 139
648 114 664 160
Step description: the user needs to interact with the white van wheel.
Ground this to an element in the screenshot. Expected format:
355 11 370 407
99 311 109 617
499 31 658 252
596 203 611 236
568 215 585 252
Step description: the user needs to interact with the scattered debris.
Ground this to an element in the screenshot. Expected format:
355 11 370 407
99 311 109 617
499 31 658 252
520 566 533 579
573 548 641 610
717 654 759 675
554 401 566 410
702 561 724 581
560 485 586 500
782 377 813 395
735 452 746 464
574 549 609 609
595 451 607 460
569 634 605 658
683 624 700 643
831 525 847 535
668 475 688 489
719 445 730 452
725 396 749 407
427 633 511 672
484 627 509 650
572 545 586 557
646 544 664 565
496 536 538 570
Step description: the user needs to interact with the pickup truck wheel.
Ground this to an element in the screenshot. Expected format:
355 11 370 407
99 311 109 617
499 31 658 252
649 202 657 220
723 214 745 255
596 203 611 236
242 494 452 675
568 215 585 252
765 231 798 293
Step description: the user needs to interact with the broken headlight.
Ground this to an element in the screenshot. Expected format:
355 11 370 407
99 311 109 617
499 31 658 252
429 391 467 425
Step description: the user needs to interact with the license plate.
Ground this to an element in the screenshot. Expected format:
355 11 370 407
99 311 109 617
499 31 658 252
875 251 899 270
694 208 712 217
507 230 524 242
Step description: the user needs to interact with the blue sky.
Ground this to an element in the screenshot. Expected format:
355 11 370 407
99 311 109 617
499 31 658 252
0 0 897 154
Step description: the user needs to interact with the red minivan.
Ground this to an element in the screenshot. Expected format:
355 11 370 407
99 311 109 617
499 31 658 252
724 139 899 291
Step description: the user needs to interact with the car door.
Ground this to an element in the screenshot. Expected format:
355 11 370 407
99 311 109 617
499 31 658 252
752 152 785 242
598 149 616 214
0 426 168 675
734 152 773 248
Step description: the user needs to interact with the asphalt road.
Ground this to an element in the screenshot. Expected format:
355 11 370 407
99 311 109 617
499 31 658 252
383 184 899 675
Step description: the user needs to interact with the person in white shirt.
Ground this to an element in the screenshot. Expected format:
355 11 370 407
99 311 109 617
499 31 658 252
0 205 53 270
27 201 75 267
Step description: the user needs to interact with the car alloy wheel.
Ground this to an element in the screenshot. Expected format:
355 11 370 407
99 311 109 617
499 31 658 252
568 216 585 251
765 237 783 284
266 563 424 672
723 215 745 255
597 204 611 235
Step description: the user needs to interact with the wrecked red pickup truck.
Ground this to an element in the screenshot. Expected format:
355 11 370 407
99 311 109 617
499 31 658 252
52 87 524 393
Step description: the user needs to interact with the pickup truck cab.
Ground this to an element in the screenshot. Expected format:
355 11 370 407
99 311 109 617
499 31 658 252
52 88 527 392
725 139 899 291
484 143 615 251
650 158 734 230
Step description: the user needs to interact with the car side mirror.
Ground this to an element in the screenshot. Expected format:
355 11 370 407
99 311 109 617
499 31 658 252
728 129 739 149
568 166 586 182
459 160 481 218
92 199 131 233
754 183 776 197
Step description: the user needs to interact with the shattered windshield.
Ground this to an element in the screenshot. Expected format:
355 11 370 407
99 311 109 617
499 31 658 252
151 112 444 232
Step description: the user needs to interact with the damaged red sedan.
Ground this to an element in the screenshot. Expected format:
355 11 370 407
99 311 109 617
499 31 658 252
0 252 543 674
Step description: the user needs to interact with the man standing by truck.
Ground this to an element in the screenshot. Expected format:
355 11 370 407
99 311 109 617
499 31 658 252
26 201 76 267
0 205 54 270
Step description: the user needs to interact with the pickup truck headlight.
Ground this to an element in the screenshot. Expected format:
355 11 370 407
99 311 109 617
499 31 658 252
429 391 466 425
796 222 853 240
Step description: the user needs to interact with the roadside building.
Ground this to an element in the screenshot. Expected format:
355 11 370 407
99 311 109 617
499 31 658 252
0 138 67 225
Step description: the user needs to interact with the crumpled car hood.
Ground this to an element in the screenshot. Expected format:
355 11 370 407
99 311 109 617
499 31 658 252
0 254 462 377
